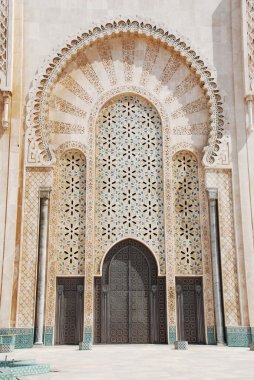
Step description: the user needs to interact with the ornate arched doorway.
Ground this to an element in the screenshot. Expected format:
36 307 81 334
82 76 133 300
94 239 167 344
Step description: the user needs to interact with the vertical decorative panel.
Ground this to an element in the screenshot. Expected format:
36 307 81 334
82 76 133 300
95 95 165 274
57 150 86 275
172 151 202 274
0 0 8 83
17 169 52 327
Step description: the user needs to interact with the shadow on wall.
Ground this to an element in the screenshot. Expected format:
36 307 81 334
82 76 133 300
212 0 246 152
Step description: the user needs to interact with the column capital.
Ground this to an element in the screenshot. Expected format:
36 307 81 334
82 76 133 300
207 188 218 200
245 93 254 102
2 91 12 102
39 187 51 199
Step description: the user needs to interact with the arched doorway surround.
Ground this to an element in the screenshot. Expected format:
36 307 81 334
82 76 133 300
16 19 243 352
94 239 167 344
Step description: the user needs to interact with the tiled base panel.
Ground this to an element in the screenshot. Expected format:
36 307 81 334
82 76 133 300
0 326 253 348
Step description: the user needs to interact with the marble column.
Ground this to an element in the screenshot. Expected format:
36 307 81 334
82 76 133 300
34 188 51 345
207 188 226 345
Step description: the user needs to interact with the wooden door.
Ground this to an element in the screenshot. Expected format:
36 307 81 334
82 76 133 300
96 239 167 344
107 244 150 343
108 247 129 343
176 277 205 344
129 247 150 343
55 278 84 345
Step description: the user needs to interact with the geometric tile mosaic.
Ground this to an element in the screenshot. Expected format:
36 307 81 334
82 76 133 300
225 326 253 347
0 328 34 349
95 95 165 274
17 169 52 328
206 170 240 326
172 151 202 274
57 150 86 275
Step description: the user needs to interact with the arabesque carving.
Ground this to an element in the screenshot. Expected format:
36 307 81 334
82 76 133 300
25 18 225 167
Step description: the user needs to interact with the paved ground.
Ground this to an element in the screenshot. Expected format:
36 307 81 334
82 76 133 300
1 344 254 380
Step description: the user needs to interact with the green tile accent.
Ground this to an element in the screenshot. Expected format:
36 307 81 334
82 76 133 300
207 326 216 345
0 360 49 376
251 327 254 344
0 329 34 349
0 371 14 380
79 326 92 350
0 335 15 353
168 326 176 344
225 326 253 347
44 326 53 346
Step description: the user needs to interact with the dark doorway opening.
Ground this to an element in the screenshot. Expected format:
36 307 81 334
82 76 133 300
94 239 167 344
55 277 84 345
176 277 205 344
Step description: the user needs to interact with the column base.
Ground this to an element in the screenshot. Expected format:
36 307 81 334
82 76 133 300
216 342 227 346
79 342 92 350
174 341 188 350
33 342 44 346
79 326 92 350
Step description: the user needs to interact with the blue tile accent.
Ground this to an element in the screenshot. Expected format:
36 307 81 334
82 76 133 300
0 360 49 376
251 327 254 344
79 326 92 350
225 326 253 347
168 326 176 344
0 371 14 379
207 326 216 345
44 326 53 346
0 335 15 353
0 328 33 349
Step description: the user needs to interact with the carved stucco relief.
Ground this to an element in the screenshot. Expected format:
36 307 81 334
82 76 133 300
24 18 225 168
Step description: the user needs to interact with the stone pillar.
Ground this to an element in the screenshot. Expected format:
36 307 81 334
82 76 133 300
34 188 51 345
207 188 225 345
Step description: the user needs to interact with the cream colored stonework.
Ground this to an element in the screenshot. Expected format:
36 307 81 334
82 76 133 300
0 0 253 349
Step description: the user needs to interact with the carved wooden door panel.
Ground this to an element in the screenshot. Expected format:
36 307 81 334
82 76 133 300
97 239 167 344
108 247 129 343
107 243 150 343
129 246 150 343
176 277 205 344
55 278 84 345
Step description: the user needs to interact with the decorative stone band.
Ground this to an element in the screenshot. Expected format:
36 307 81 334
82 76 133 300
25 17 224 167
